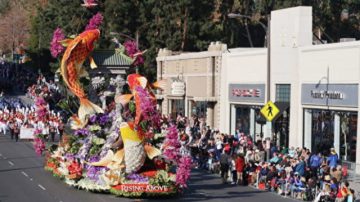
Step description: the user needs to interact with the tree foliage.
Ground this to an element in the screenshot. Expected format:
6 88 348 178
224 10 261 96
5 0 356 78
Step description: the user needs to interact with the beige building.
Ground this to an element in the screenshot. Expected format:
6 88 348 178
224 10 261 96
156 42 226 129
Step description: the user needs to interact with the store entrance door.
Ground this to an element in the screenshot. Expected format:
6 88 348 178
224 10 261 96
170 99 185 119
273 102 290 148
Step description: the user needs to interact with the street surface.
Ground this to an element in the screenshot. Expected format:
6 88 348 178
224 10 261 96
0 135 293 202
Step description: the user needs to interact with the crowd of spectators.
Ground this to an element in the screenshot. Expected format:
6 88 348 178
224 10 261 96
170 114 357 202
0 62 37 93
27 75 60 99
0 66 65 142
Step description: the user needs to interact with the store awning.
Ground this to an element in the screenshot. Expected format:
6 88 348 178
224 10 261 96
272 101 290 122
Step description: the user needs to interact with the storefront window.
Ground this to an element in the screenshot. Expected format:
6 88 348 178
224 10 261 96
191 101 207 119
235 107 250 135
306 109 357 162
276 84 291 102
340 112 357 162
170 99 185 119
311 110 334 154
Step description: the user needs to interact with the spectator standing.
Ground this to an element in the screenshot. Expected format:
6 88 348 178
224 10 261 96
309 152 323 175
235 154 245 185
327 148 339 169
220 150 230 184
230 154 237 184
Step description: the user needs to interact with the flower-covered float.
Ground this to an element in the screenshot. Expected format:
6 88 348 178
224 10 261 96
38 12 191 198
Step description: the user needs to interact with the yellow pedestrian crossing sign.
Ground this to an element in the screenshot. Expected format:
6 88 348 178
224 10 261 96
260 101 280 122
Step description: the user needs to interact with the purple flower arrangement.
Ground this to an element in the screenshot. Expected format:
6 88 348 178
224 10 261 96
163 125 181 161
85 156 108 181
85 12 103 30
124 40 144 66
99 113 110 126
135 86 161 128
89 114 97 124
126 173 149 184
77 136 93 161
88 113 111 126
64 153 76 161
50 28 66 58
75 128 89 136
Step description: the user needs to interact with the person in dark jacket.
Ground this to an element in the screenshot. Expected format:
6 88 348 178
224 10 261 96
220 150 230 184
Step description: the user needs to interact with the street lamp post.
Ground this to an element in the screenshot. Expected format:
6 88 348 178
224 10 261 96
228 13 272 161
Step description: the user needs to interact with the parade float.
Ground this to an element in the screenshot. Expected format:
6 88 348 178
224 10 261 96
34 1 192 198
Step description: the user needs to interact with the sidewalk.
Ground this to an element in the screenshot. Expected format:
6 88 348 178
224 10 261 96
347 171 360 198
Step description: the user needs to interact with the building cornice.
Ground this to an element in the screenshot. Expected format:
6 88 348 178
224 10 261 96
156 51 223 61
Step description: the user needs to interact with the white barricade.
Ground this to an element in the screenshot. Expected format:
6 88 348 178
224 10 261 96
20 127 35 139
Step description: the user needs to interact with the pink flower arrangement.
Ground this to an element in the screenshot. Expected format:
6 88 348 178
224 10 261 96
34 137 46 156
86 0 97 4
34 129 42 135
85 12 103 30
35 96 46 106
35 97 48 119
82 0 98 8
33 129 46 156
163 125 192 187
163 125 181 161
124 40 144 66
176 155 192 188
50 28 66 58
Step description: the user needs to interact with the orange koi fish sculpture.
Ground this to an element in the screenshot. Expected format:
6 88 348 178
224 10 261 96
115 73 166 126
60 29 104 128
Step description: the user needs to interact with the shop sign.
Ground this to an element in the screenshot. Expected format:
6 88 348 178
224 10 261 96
229 84 265 103
302 84 358 107
310 90 344 99
171 81 185 96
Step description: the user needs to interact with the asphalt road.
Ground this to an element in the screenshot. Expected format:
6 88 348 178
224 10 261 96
0 135 294 202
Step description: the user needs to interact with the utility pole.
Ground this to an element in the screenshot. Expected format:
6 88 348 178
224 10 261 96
266 14 271 162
